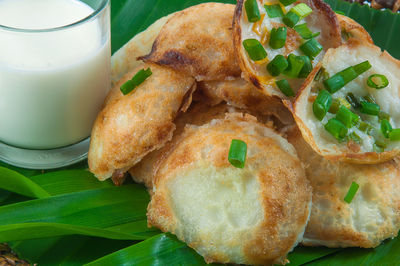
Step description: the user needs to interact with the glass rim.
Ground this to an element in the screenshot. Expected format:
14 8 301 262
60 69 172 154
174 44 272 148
0 0 109 33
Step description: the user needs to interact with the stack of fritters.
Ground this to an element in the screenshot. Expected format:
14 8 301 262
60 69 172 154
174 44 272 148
88 1 400 265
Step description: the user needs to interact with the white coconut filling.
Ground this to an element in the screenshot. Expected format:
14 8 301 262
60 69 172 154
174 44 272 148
241 0 324 87
308 62 399 153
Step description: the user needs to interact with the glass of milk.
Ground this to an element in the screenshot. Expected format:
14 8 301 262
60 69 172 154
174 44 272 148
0 0 111 169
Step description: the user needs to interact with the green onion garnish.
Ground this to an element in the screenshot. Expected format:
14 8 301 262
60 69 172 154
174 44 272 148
379 112 391 121
243 39 267 61
353 60 372 75
338 97 351 109
336 106 360 128
294 23 320 39
389 129 400 141
279 0 296 6
367 74 389 89
283 11 300 28
244 0 261 22
120 68 152 95
323 61 371 94
381 119 393 138
269 27 287 49
360 101 380 116
335 10 346 15
228 139 247 168
349 132 361 143
276 79 295 97
300 38 323 59
344 182 359 204
358 121 372 134
297 55 313 78
374 139 387 152
313 90 332 121
314 67 329 82
283 54 305 78
291 3 312 19
264 4 284 18
323 74 345 94
362 94 376 104
267 55 288 76
328 98 340 114
346 92 360 109
325 118 348 142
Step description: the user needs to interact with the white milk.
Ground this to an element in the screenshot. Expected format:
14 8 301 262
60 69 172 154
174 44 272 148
0 0 110 149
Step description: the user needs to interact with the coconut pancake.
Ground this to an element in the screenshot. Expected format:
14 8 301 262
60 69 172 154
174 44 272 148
147 113 312 265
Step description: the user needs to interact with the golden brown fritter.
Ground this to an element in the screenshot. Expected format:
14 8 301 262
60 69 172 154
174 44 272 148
286 126 400 248
289 40 400 164
88 63 195 181
129 102 231 188
337 14 373 44
233 0 341 98
198 78 294 125
139 3 241 81
147 113 312 265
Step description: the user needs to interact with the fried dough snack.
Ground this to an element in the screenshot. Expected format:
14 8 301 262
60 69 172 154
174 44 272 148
147 113 312 265
88 63 195 181
289 40 400 164
286 127 400 248
140 3 241 81
198 78 294 125
233 0 341 98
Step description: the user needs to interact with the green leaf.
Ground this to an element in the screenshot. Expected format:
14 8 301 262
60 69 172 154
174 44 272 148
324 0 400 59
0 167 50 199
0 185 148 228
285 246 341 266
0 222 145 242
30 170 113 196
10 236 134 266
85 233 207 266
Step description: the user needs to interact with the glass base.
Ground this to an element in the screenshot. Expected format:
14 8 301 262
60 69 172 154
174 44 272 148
0 138 90 169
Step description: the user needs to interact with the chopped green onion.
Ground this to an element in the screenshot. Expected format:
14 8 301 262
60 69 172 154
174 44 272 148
120 68 152 95
300 38 323 59
313 90 332 121
276 79 295 97
283 11 300 28
245 0 261 22
379 112 391 121
349 132 361 143
336 106 360 128
381 119 393 138
353 60 372 75
324 74 345 94
267 55 288 76
269 27 287 49
279 0 296 6
264 4 284 18
283 54 305 78
294 23 320 39
374 139 387 152
346 92 360 109
243 39 267 61
358 121 372 134
389 129 400 141
344 182 359 204
292 3 312 19
360 101 380 116
297 55 313 78
325 118 348 142
362 94 376 104
367 74 389 89
337 97 351 109
323 61 371 93
328 98 340 114
228 139 247 168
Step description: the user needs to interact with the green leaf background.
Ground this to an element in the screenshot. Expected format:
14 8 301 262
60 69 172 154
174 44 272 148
1 0 400 265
